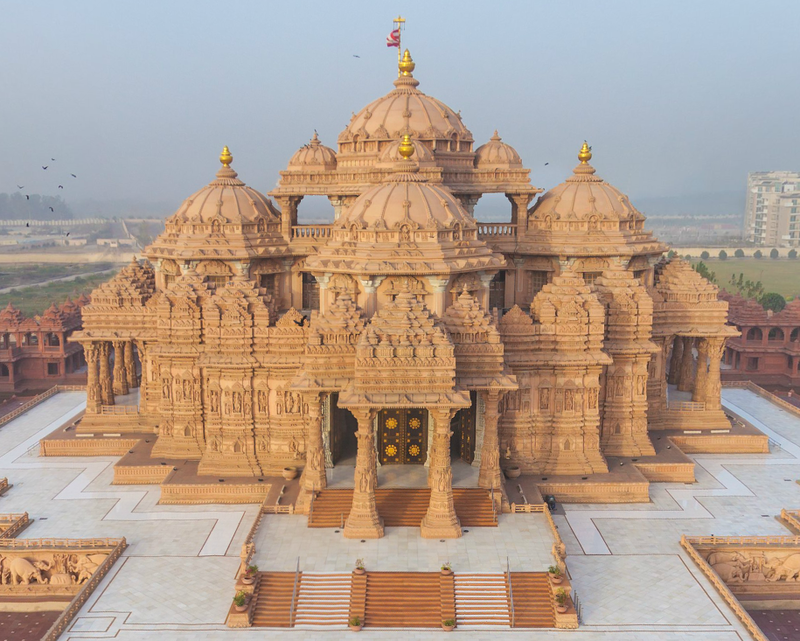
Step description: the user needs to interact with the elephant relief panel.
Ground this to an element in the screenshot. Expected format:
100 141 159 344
0 552 109 590
703 548 800 586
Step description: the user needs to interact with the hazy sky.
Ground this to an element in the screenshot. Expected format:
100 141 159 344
1 0 798 218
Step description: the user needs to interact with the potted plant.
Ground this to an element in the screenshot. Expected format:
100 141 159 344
282 466 298 480
232 590 249 613
354 559 365 575
505 465 521 479
441 562 452 576
555 588 568 614
548 565 563 584
442 618 455 631
241 563 258 585
348 615 363 631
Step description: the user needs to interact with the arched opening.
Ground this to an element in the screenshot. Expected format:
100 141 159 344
0 364 9 377
46 332 60 347
23 333 39 346
296 195 336 224
746 327 763 342
791 328 800 342
329 392 358 464
768 327 785 342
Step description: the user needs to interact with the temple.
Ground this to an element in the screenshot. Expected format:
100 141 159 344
66 50 751 526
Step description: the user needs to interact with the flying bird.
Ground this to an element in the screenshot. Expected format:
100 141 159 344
66 232 70 237
25 195 30 200
49 207 54 212
353 55 360 58
544 162 549 166
16 185 24 189
26 222 29 227
70 174 77 178
51 158 56 161
42 166 48 170
58 185 64 189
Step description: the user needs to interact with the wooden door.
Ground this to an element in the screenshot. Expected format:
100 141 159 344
378 409 428 464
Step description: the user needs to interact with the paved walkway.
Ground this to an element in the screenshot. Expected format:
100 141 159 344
2 389 791 639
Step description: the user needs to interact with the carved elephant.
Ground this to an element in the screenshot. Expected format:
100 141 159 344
765 554 800 582
707 552 753 581
710 562 746 583
9 557 49 585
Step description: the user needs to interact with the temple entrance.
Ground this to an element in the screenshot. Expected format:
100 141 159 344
330 393 357 464
450 391 476 463
378 408 427 465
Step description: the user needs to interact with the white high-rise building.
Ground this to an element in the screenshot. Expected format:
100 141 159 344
744 171 800 247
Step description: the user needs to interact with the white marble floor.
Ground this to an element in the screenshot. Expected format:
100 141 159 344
2 389 795 639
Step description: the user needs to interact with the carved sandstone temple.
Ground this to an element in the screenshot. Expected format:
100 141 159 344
70 51 743 533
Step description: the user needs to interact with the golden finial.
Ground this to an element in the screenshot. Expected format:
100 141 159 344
399 49 415 76
578 141 592 164
220 146 233 167
398 134 415 159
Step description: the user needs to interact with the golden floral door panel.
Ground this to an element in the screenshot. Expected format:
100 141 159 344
378 408 427 464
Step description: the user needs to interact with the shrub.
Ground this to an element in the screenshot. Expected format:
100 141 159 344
701 251 710 259
349 616 361 627
233 590 247 607
667 249 677 258
789 249 798 259
555 588 568 605
719 250 728 260
754 250 763 259
760 292 786 313
770 248 780 259
684 254 692 260
734 248 745 258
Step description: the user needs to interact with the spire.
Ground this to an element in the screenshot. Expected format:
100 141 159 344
578 141 592 164
398 134 415 159
399 49 415 77
220 146 233 167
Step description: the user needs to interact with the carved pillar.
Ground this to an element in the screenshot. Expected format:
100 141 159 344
667 335 683 385
677 336 695 392
85 343 101 414
301 393 327 493
98 342 114 406
692 339 710 403
478 390 503 492
426 277 449 317
704 338 725 410
344 408 383 539
124 341 137 389
112 340 128 396
421 407 462 539
358 276 385 317
507 193 533 235
277 196 301 241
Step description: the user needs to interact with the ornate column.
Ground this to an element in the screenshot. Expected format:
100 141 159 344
478 390 503 492
276 196 301 241
692 339 710 403
112 340 129 396
124 341 137 389
677 336 695 392
85 343 101 414
426 277 449 317
301 393 327 493
704 338 725 411
421 407 462 539
344 408 383 539
667 335 683 385
98 342 114 406
507 193 533 235
358 276 385 317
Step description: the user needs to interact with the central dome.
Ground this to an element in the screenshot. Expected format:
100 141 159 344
337 51 473 154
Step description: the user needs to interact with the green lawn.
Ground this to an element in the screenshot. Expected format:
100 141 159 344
0 272 116 317
0 262 114 289
691 258 800 298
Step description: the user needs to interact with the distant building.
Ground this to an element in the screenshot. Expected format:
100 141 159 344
720 292 800 389
0 297 89 393
744 171 800 247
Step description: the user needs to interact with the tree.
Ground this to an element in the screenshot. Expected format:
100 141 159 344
789 249 798 259
684 254 692 260
719 250 728 260
693 261 716 283
759 292 786 313
770 248 780 259
667 249 677 259
734 248 745 258
701 251 710 260
754 250 763 259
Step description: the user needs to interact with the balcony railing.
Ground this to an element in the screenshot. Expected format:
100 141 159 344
477 222 517 238
291 225 333 241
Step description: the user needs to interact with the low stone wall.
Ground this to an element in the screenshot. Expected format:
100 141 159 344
0 385 84 430
159 482 271 505
0 513 30 539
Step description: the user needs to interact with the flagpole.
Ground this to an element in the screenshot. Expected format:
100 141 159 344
393 15 405 74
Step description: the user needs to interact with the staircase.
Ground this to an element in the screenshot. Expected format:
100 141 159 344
509 572 555 628
454 573 511 627
294 573 351 626
363 572 443 628
309 488 496 528
250 572 296 627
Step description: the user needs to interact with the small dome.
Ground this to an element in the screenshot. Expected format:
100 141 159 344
376 136 435 168
338 169 471 233
287 133 337 171
529 143 643 224
475 131 522 169
167 147 279 226
338 51 472 148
